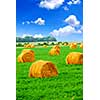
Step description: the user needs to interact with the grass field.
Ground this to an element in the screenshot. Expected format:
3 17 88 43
16 46 83 100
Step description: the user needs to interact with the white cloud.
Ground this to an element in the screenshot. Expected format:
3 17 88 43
22 34 33 38
75 25 83 34
22 22 25 25
76 30 82 34
39 0 64 10
63 6 69 11
72 0 81 4
21 18 45 25
26 21 30 24
67 0 81 5
50 25 82 37
30 21 34 24
67 1 73 5
50 25 75 37
21 34 44 38
33 34 44 38
34 18 45 25
50 15 82 37
64 15 80 27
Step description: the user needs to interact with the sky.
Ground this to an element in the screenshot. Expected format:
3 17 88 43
16 0 83 41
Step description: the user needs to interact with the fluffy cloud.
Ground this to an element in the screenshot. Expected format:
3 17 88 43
26 21 30 24
50 25 75 36
67 0 81 5
22 34 33 38
72 0 81 4
63 6 69 11
21 34 44 38
50 15 82 37
33 34 44 38
34 18 45 25
30 21 34 24
22 21 33 25
39 0 64 10
22 18 45 25
64 15 80 27
50 25 82 37
67 1 73 5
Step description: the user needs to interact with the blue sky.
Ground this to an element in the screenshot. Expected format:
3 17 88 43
16 0 83 41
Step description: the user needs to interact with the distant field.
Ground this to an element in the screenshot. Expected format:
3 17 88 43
16 46 83 100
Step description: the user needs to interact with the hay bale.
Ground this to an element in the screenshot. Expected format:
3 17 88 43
24 44 31 48
18 49 35 63
24 43 35 48
52 45 60 51
49 45 60 56
29 60 58 78
80 43 83 49
31 44 35 48
49 48 60 56
73 42 77 45
66 52 83 64
24 44 26 48
70 43 77 49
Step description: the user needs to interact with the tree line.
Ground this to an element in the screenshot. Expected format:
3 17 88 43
16 36 57 42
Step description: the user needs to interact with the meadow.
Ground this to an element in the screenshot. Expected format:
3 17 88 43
16 46 83 100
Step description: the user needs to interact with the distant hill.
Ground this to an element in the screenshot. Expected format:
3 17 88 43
16 36 57 42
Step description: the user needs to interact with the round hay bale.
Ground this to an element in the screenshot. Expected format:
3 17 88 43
18 49 35 63
31 44 35 48
49 45 60 56
52 45 60 51
24 44 27 48
29 60 58 78
80 43 83 49
73 42 77 45
24 43 35 48
66 52 83 64
70 43 77 49
24 44 31 48
49 48 60 56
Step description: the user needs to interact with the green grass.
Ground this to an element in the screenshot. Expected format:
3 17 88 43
16 46 83 100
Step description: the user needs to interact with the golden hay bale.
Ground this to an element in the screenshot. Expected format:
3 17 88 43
24 44 35 48
68 42 77 45
70 43 77 49
31 44 35 48
24 44 31 48
29 60 58 78
80 43 83 49
72 42 77 45
49 45 60 56
18 49 35 63
24 44 27 48
52 45 60 51
49 48 60 56
66 52 83 64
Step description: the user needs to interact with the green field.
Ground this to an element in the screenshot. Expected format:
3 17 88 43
16 46 83 100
